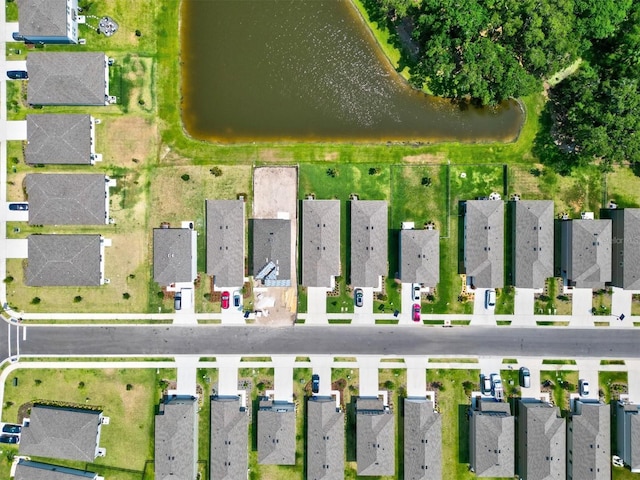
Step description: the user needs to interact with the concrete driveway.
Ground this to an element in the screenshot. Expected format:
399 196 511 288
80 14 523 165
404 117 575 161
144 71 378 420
471 288 496 326
357 356 380 397
626 360 640 402
611 287 633 328
5 205 28 222
220 287 245 325
576 358 599 400
352 287 374 325
405 357 428 397
4 23 18 43
400 282 415 324
514 288 535 315
5 239 27 259
4 60 26 73
571 287 593 316
305 287 328 324
272 356 294 402
309 355 333 396
217 356 241 396
4 121 25 140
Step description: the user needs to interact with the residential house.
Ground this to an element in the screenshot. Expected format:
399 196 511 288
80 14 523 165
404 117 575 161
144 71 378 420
26 173 111 225
252 219 291 286
257 398 296 465
404 398 442 480
601 208 640 290
206 199 245 288
513 200 554 288
14 459 99 480
25 114 98 165
19 405 105 462
210 395 249 480
356 397 395 476
561 219 612 289
616 400 640 472
517 400 566 480
153 227 197 287
26 234 104 286
154 395 198 480
567 399 610 480
307 396 344 480
17 0 79 44
302 199 340 288
350 200 388 288
27 52 110 106
463 200 504 288
399 228 440 287
469 398 514 478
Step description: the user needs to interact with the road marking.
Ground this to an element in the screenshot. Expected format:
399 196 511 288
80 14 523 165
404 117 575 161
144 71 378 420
16 326 19 357
22 325 26 341
6 323 11 359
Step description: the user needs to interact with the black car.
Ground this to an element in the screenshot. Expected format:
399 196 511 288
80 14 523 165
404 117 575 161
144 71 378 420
311 374 320 394
2 424 20 434
8 203 28 211
0 435 19 444
6 70 28 80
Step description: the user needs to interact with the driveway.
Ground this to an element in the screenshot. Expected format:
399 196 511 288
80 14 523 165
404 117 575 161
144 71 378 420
471 288 495 326
272 356 294 402
4 121 25 140
352 287 374 325
4 60 25 74
217 356 241 396
4 23 18 43
611 287 633 328
220 288 246 325
357 357 380 397
173 356 199 396
5 239 27 259
305 287 328 325
309 355 333 396
399 282 418 325
5 205 28 223
576 358 599 400
514 288 535 315
627 360 640 402
405 357 428 397
571 288 593 317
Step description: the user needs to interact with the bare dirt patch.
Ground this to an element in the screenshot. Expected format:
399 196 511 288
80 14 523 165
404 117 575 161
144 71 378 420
99 116 158 167
258 149 295 163
403 152 446 164
324 152 339 161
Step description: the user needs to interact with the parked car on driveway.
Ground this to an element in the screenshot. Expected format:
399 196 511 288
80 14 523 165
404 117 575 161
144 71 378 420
8 203 28 211
233 290 241 308
412 284 421 301
354 288 363 308
1 424 20 434
490 373 502 394
6 70 28 80
0 434 19 444
480 374 491 395
519 367 531 388
174 292 181 311
579 379 589 397
412 303 421 322
312 374 320 394
221 291 230 309
485 289 496 308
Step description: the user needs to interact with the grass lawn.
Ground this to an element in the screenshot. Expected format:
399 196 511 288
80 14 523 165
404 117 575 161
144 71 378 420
0 367 173 479
495 286 515 314
534 277 572 315
196 368 219 478
592 289 612 316
540 370 578 415
599 371 628 404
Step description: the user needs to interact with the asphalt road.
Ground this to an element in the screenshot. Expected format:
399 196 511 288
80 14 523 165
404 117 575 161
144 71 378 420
9 325 640 359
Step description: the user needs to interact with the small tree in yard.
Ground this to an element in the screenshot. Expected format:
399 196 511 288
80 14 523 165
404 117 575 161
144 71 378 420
181 173 190 181
74 295 83 303
31 297 41 305
209 167 222 177
123 292 131 300
421 176 432 186
369 167 381 175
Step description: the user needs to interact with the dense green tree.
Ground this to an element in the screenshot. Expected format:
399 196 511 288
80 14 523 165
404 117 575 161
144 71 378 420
574 0 633 40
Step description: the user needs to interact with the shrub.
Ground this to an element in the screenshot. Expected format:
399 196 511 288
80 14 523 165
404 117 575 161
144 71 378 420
126 384 133 391
209 167 223 177
34 379 42 386
31 297 41 305
135 29 142 37
122 292 131 300
181 173 190 181
326 168 337 178
4 276 13 283
421 176 432 186
73 295 83 303
78 381 85 389
368 167 381 175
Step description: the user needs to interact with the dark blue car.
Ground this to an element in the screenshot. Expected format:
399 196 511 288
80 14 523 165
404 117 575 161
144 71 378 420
6 70 28 80
0 434 19 444
2 424 20 434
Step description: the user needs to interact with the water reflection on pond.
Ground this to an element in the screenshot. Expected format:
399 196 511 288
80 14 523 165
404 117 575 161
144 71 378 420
181 0 524 143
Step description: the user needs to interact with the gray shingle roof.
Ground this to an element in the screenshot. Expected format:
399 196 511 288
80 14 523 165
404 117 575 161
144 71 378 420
19 405 102 462
210 396 249 480
258 399 296 465
568 400 609 480
15 460 97 480
404 399 442 480
517 400 566 480
154 396 198 480
350 201 388 288
26 114 93 165
17 0 69 39
469 399 514 478
153 228 195 286
27 52 108 106
252 219 291 283
302 200 341 288
399 229 440 287
514 200 554 288
464 200 504 288
206 200 245 287
307 397 345 480
561 219 612 288
26 234 102 286
602 208 640 290
356 397 395 476
26 174 107 225
616 401 640 471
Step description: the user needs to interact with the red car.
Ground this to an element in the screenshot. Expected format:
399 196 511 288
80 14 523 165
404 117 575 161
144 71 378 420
221 291 230 309
412 303 421 322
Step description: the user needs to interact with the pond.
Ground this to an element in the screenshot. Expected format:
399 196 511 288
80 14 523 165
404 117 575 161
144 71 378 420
181 0 524 143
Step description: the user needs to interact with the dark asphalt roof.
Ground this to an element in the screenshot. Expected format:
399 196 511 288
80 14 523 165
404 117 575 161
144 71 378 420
404 399 442 480
26 114 93 165
206 200 245 288
356 397 394 476
513 200 554 288
257 399 296 465
19 405 103 462
153 228 195 286
252 219 291 282
26 234 102 286
561 219 612 288
464 200 504 288
399 229 439 286
470 399 514 478
26 174 107 225
154 396 198 480
350 201 388 288
307 397 344 480
17 0 69 38
569 400 609 480
302 200 341 288
27 52 107 106
210 396 249 480
14 459 98 480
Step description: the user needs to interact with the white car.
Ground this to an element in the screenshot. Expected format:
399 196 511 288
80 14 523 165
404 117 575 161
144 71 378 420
579 379 589 397
490 373 502 394
412 284 421 301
